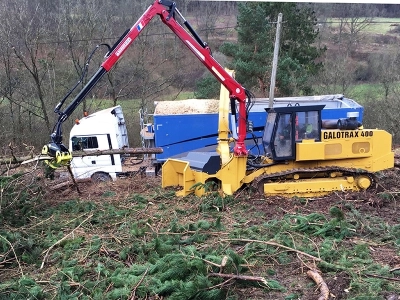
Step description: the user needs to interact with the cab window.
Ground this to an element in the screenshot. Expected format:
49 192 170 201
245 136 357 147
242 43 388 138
294 111 319 141
262 112 277 156
71 136 99 151
274 113 293 158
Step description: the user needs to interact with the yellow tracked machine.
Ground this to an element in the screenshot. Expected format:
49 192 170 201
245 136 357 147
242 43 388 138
162 84 394 198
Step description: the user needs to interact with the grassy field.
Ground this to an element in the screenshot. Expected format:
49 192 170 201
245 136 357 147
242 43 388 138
83 90 195 113
364 18 400 34
327 17 400 35
346 83 388 103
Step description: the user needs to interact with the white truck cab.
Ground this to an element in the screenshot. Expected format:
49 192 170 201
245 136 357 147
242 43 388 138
69 105 129 181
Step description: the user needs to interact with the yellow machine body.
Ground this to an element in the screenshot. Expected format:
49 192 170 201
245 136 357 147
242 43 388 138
162 127 394 197
162 71 394 198
244 128 393 197
162 155 247 197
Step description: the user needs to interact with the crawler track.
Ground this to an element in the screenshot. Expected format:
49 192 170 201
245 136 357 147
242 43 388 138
252 166 376 196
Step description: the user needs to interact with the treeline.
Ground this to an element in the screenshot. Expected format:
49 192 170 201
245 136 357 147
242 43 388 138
187 2 400 18
0 0 210 153
1 0 400 155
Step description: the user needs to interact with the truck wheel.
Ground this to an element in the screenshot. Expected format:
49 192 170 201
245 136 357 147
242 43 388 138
91 172 111 183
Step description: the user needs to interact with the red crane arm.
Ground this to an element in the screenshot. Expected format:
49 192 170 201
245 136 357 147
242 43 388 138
48 0 249 163
101 0 248 155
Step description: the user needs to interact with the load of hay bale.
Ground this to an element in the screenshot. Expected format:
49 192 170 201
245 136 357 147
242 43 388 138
154 99 219 115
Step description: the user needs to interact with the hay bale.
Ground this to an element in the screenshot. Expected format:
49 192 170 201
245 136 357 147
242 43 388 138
154 99 219 115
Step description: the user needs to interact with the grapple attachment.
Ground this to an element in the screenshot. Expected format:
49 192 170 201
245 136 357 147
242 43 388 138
41 143 72 168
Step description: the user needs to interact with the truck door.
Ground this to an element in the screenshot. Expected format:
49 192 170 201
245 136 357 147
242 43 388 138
71 134 117 179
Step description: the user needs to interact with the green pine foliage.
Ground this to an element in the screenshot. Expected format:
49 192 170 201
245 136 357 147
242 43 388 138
220 2 326 96
194 75 220 99
1 173 399 299
0 174 44 226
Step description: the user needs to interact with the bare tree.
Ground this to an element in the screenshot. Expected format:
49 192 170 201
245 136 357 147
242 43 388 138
0 0 231 150
194 2 221 42
57 0 114 114
330 4 375 56
0 0 63 149
314 52 357 95
363 93 400 143
368 51 400 100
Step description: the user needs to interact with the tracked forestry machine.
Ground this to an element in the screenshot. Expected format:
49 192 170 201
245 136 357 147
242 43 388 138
163 100 394 197
39 0 393 197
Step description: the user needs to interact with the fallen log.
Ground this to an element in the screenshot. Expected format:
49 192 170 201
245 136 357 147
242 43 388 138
72 147 163 157
0 155 37 165
49 178 91 191
1 147 163 165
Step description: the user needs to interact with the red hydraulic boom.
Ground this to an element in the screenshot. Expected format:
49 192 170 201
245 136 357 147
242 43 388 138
43 0 251 167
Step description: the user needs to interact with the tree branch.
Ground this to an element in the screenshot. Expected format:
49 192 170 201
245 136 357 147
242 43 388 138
222 238 322 262
208 273 268 285
307 269 329 300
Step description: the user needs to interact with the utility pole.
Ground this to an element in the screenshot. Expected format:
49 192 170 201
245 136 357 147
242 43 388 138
268 13 283 108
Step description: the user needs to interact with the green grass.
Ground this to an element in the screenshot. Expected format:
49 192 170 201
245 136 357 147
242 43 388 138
174 91 195 100
364 18 400 34
313 82 400 104
327 17 400 35
346 83 387 103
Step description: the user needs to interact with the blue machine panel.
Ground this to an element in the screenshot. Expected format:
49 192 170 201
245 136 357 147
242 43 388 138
153 102 364 162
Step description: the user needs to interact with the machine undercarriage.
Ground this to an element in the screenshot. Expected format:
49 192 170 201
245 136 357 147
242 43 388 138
251 166 375 197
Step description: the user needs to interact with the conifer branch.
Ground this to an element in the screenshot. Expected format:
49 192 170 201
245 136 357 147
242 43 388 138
0 234 24 277
129 267 149 300
208 273 268 285
222 238 322 262
389 267 400 273
364 273 400 282
40 213 93 269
